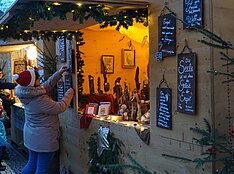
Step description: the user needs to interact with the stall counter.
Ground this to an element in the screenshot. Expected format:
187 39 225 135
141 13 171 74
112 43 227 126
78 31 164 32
11 103 25 149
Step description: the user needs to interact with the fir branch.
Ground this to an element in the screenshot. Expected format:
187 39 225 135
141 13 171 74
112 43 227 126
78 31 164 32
203 118 211 133
127 153 146 169
102 164 153 174
207 71 234 78
168 13 225 44
190 127 210 137
198 40 228 49
162 154 193 162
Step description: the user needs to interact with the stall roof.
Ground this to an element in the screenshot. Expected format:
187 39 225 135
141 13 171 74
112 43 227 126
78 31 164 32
0 41 34 52
0 0 149 26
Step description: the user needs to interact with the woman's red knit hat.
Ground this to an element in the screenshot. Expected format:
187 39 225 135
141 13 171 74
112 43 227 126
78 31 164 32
13 69 36 86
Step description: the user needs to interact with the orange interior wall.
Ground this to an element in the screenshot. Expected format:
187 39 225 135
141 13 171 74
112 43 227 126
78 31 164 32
80 28 149 95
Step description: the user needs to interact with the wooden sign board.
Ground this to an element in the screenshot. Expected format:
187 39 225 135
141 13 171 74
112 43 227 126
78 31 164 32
57 81 64 102
14 60 27 74
64 74 73 107
59 37 66 62
158 13 176 58
183 0 203 29
177 52 196 114
156 88 172 130
68 40 75 73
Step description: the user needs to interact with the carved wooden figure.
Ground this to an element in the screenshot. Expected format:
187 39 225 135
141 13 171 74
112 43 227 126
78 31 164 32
88 75 95 95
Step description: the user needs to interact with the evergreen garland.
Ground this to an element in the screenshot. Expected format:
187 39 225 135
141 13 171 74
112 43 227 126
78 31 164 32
0 1 148 41
74 33 85 102
102 154 169 174
87 133 169 174
162 119 233 174
87 132 124 174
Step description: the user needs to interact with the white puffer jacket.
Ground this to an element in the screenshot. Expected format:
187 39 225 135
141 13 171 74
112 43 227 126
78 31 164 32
14 71 74 152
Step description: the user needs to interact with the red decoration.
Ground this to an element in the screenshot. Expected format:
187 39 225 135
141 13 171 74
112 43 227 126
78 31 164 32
80 114 92 129
208 146 217 152
232 123 234 136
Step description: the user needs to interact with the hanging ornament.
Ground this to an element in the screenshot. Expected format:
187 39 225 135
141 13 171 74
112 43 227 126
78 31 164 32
208 146 217 153
97 126 110 157
232 123 234 136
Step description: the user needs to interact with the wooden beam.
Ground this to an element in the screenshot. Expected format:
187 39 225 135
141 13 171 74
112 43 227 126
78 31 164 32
41 0 149 8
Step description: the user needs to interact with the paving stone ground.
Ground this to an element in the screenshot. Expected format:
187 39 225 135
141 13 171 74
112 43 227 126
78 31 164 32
1 142 27 174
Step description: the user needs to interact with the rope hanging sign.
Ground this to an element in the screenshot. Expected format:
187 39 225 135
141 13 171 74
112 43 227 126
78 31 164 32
156 75 172 129
177 40 197 114
157 5 177 59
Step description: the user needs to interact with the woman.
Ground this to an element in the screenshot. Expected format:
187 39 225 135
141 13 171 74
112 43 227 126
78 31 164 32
14 66 74 174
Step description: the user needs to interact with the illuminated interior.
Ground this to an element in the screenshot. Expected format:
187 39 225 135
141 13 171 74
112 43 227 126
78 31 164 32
79 22 150 125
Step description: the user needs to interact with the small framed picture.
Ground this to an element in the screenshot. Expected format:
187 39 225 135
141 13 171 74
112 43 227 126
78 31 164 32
14 60 27 74
85 104 98 115
98 102 111 116
101 55 114 74
122 49 135 68
98 105 110 116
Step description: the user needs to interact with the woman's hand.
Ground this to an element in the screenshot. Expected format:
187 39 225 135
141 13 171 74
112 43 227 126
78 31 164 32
67 88 75 95
59 66 69 74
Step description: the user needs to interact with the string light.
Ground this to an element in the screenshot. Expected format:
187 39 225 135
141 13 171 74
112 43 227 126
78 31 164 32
0 2 148 41
76 3 82 7
52 2 61 6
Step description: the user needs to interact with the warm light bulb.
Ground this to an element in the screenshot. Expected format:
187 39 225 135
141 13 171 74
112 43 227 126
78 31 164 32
76 3 82 7
52 2 61 5
26 46 37 60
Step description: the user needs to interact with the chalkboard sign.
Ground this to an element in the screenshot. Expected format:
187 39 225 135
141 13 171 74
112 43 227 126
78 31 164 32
59 37 66 62
156 88 172 130
14 60 27 74
183 0 203 29
158 13 176 58
177 52 196 114
64 74 73 107
57 81 64 102
68 40 75 73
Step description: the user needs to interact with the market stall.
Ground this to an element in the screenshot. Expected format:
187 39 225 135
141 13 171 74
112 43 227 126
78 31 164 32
0 0 233 174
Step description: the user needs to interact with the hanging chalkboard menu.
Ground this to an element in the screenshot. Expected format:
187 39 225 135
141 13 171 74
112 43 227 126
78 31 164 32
59 37 66 62
64 74 73 107
57 81 64 102
177 53 196 114
68 40 75 73
156 88 172 130
158 13 176 58
183 0 203 29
